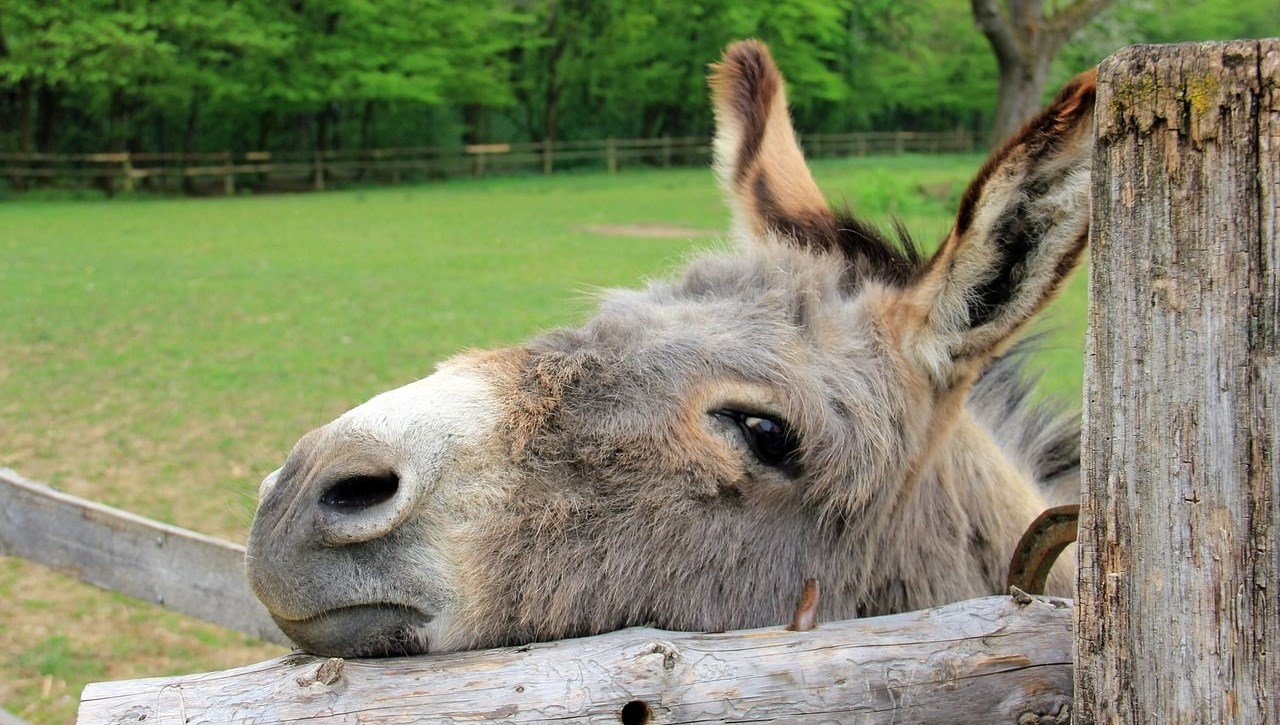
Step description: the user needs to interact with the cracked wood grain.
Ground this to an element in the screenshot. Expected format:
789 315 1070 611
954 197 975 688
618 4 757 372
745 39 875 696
78 595 1073 724
0 468 288 646
1078 39 1279 723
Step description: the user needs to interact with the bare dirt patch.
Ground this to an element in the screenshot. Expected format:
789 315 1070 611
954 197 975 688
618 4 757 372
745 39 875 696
582 223 716 239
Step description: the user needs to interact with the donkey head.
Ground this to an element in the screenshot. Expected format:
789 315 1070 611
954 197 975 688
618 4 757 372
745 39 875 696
246 41 1096 657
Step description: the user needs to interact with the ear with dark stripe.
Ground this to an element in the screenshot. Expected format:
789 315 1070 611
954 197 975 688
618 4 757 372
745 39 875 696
900 69 1097 389
710 40 839 248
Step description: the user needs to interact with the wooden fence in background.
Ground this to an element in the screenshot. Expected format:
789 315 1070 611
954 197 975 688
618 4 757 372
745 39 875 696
55 39 1278 724
0 130 977 196
0 468 288 646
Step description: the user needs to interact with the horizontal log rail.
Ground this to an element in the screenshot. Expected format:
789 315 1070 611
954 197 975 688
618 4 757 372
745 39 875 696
0 468 288 646
1 130 978 195
77 594 1073 724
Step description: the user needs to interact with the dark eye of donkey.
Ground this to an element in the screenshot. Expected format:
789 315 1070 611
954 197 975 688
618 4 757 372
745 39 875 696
714 410 800 472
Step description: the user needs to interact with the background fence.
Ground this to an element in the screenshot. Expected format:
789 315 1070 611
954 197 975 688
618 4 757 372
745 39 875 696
0 130 979 196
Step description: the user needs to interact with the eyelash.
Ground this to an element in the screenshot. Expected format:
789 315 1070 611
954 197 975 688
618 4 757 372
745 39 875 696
713 409 801 474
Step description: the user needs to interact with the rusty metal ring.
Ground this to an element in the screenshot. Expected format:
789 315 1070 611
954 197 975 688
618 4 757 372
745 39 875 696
1006 504 1080 595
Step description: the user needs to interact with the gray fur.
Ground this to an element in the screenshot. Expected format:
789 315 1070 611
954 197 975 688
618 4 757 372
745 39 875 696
244 43 1092 658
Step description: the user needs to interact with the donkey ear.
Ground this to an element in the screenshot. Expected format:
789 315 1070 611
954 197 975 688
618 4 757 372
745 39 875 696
901 69 1097 389
710 40 839 247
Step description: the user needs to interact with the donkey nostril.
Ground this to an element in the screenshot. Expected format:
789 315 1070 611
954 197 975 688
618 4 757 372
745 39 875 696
319 473 400 511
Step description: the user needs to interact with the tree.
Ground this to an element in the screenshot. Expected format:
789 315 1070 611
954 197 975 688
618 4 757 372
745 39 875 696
970 0 1112 142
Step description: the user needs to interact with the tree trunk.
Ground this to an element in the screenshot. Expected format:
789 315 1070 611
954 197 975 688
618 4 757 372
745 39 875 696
990 53 1053 143
12 77 34 191
35 84 58 153
107 88 131 153
543 87 559 144
970 0 1113 144
462 103 486 145
1077 39 1279 723
359 100 376 149
15 77 34 153
540 4 566 143
254 111 273 190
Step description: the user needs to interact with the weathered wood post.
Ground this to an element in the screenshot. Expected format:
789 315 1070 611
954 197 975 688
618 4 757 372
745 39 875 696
606 137 618 173
1078 39 1278 723
119 151 135 194
312 155 324 191
221 151 236 196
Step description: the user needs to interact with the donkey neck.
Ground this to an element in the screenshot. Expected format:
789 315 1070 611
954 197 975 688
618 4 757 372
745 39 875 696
854 408 1059 615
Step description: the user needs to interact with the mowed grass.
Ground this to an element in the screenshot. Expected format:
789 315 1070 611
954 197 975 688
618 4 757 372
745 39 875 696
0 154 1088 722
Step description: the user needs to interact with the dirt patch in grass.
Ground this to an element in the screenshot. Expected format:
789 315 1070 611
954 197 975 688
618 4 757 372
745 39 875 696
582 223 716 239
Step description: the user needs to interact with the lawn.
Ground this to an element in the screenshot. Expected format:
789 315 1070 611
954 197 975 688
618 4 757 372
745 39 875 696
0 154 1089 723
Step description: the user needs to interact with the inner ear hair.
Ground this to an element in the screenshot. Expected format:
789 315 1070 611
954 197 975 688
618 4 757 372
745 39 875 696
906 68 1097 389
710 40 838 247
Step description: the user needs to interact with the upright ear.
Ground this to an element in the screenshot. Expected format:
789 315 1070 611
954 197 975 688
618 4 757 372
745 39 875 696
900 69 1097 390
710 40 839 248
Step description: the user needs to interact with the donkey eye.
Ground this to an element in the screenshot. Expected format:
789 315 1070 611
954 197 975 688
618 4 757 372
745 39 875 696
714 410 800 471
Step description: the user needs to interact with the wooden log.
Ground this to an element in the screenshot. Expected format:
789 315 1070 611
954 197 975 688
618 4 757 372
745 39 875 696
0 468 288 646
1077 39 1279 723
78 594 1072 724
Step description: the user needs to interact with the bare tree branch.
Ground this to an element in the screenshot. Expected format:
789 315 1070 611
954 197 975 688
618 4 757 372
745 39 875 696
1047 0 1113 40
970 0 1023 69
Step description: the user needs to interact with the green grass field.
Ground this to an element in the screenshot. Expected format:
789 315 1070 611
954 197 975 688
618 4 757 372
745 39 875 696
0 154 1089 722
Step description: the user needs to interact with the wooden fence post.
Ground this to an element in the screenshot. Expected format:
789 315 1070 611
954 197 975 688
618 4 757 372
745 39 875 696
1077 39 1278 723
221 151 235 196
606 137 618 173
542 139 555 174
312 152 325 191
119 152 135 194
661 134 672 167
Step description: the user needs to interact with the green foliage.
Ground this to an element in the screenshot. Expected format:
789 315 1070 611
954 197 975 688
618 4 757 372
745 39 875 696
1053 0 1280 88
0 1 1275 161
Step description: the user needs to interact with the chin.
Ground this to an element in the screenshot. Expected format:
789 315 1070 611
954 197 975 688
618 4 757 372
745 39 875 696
274 603 437 657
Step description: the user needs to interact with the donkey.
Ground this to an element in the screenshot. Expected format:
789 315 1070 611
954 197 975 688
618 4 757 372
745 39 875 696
246 41 1096 657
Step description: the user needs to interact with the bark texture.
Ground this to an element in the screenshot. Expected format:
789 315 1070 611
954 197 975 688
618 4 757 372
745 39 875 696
1077 40 1279 723
970 0 1113 142
79 595 1073 724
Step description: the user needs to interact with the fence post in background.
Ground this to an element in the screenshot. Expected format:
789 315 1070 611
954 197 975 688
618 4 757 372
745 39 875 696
473 149 485 177
893 132 905 155
384 148 399 184
661 135 672 167
1077 39 1278 724
119 152 135 194
221 151 235 196
606 138 617 173
312 152 325 191
542 139 555 175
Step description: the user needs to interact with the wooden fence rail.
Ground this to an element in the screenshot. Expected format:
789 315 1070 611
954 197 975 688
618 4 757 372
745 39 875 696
54 38 1279 723
77 595 1074 724
0 130 978 195
0 468 288 646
